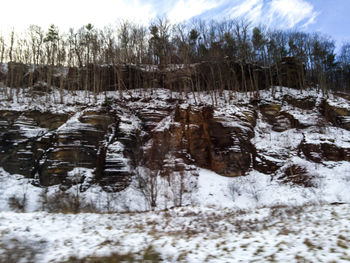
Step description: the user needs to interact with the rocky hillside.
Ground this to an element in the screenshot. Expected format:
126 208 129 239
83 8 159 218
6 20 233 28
0 84 350 211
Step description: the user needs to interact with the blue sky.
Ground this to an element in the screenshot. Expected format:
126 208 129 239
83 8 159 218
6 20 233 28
307 0 350 48
0 0 349 49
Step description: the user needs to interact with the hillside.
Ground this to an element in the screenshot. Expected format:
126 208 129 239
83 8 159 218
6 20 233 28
0 82 350 211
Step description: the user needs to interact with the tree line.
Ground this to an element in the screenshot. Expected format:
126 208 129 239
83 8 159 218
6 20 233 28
0 18 350 94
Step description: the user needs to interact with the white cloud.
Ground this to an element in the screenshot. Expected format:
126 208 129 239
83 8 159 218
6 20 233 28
0 0 318 35
267 0 318 28
0 0 225 34
300 10 319 29
222 0 318 29
227 0 263 21
0 0 155 33
167 0 223 24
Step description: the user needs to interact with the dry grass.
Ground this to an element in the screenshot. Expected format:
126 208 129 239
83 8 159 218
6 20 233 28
0 237 44 263
61 245 162 263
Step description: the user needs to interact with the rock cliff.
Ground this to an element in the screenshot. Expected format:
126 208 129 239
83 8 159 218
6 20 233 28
0 84 349 193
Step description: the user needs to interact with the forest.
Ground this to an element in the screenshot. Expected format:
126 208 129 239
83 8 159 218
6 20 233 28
0 18 350 99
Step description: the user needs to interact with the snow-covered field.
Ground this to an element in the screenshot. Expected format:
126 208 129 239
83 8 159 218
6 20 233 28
1 167 350 262
1 204 350 262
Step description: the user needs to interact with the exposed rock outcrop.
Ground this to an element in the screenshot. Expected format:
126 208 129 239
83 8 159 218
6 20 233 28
0 110 68 178
321 100 350 131
300 142 350 163
0 86 350 193
144 104 256 177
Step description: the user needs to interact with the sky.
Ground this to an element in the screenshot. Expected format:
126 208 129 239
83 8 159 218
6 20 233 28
0 0 349 50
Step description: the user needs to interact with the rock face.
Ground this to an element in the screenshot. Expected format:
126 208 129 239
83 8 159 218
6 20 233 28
0 108 134 191
171 105 255 176
0 85 350 192
39 110 115 186
300 142 350 163
0 93 259 188
137 102 257 177
0 110 68 178
322 100 350 131
284 95 316 110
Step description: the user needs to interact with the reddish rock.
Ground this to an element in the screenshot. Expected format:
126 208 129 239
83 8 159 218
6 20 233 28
172 105 255 176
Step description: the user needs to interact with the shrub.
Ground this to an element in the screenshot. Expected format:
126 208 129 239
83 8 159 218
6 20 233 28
39 188 97 213
63 253 135 263
278 165 316 187
8 194 27 212
228 178 262 202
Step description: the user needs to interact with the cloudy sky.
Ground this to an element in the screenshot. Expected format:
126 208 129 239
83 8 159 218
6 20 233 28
0 0 349 48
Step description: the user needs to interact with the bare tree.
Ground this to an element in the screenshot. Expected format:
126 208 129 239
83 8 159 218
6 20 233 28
169 171 186 207
134 167 159 210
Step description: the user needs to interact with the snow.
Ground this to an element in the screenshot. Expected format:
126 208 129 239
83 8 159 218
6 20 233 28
304 126 350 148
118 108 142 134
327 95 350 110
1 204 350 262
252 111 303 160
194 168 233 207
0 63 8 74
0 168 42 212
154 114 174 132
67 167 95 184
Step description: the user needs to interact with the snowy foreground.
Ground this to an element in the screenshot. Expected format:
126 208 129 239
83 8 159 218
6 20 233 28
1 167 350 262
1 204 350 262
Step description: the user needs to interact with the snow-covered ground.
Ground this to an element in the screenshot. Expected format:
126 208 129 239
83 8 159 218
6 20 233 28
1 165 350 213
0 204 350 262
1 167 350 262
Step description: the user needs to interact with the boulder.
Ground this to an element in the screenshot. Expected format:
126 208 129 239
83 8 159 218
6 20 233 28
254 154 283 174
